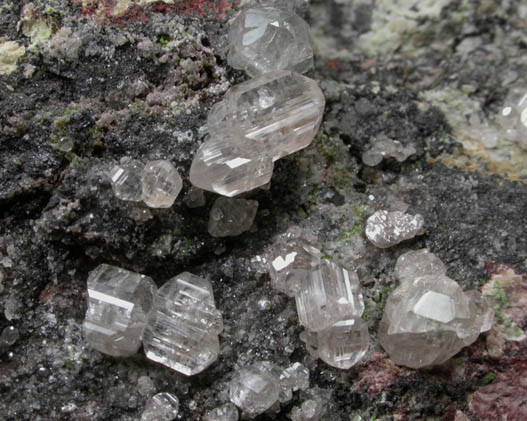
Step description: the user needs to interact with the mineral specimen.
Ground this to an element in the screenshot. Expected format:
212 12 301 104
109 157 144 202
229 362 281 418
142 273 223 375
208 197 259 237
204 403 239 421
365 210 425 248
394 248 446 282
300 317 368 369
82 264 157 357
379 274 494 368
227 7 313 77
362 135 416 166
279 362 310 397
295 259 364 332
141 160 182 208
190 71 324 196
141 392 179 421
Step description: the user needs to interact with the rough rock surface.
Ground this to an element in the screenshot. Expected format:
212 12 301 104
1 1 527 420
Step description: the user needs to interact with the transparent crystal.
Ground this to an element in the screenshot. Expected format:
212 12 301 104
216 71 325 162
183 186 206 208
208 197 259 237
142 273 223 375
268 228 322 297
289 389 329 421
229 362 280 418
141 160 182 208
109 157 144 201
365 210 425 248
394 249 447 282
295 259 364 332
189 136 274 197
204 403 239 421
306 318 368 369
362 135 416 166
280 362 310 394
228 7 313 77
379 274 492 368
141 392 179 421
82 264 156 357
0 326 19 348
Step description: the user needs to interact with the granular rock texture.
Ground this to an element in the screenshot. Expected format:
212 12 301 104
1 0 527 420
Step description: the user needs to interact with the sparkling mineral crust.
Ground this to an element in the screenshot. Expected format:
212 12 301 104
141 160 182 208
227 7 313 77
190 71 325 196
141 392 179 421
82 264 157 357
379 273 494 369
365 210 425 248
142 273 223 376
208 197 259 237
109 157 144 202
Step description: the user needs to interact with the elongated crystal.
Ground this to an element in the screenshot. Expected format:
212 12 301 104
142 273 223 375
83 264 157 357
228 7 313 77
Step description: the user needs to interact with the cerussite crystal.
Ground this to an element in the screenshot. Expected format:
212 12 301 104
295 259 364 332
142 273 223 375
229 362 281 418
365 210 425 248
208 197 259 237
141 392 179 421
141 160 182 208
227 7 313 77
379 274 494 368
82 264 157 357
109 157 144 201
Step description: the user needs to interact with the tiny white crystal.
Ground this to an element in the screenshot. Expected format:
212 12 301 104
82 264 157 357
141 392 179 421
208 197 259 237
141 160 182 208
365 210 425 248
228 7 313 77
142 273 223 375
109 157 144 201
229 362 281 418
204 403 239 421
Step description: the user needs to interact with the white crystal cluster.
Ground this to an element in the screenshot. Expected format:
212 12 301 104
110 157 182 208
365 210 425 248
229 361 309 418
362 134 416 166
379 249 494 369
266 227 369 369
190 4 323 197
83 265 223 376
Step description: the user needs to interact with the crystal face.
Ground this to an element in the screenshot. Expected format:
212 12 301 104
109 157 144 202
208 197 259 237
301 317 368 369
228 7 313 77
141 160 182 208
295 259 364 332
394 248 447 282
229 362 281 418
82 264 157 357
365 210 425 248
142 273 223 376
141 392 179 421
379 274 494 368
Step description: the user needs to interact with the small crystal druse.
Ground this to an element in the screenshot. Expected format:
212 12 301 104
190 71 325 196
365 210 425 248
227 7 313 77
83 264 157 357
142 272 223 375
379 250 494 369
141 392 179 421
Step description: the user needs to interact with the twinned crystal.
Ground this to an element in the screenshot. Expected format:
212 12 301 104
141 392 179 421
190 71 325 196
228 7 313 77
83 264 157 357
379 251 494 368
141 160 182 208
365 210 425 248
208 197 259 237
142 273 223 375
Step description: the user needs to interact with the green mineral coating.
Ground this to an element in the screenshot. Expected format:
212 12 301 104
490 280 509 306
480 371 496 385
